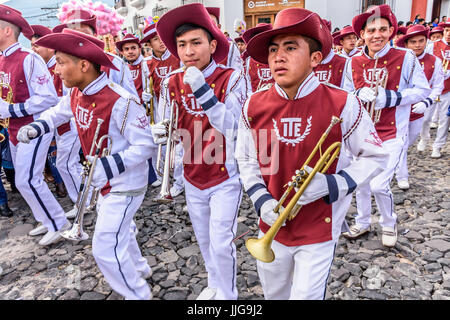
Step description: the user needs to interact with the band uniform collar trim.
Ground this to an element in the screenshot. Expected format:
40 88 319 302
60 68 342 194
321 50 335 64
363 42 391 59
152 49 171 61
132 55 143 66
2 42 20 57
82 72 108 95
417 51 426 60
47 55 56 68
202 59 217 78
274 71 319 100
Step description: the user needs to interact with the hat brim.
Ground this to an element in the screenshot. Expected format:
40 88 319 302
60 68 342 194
396 30 429 48
156 3 229 63
247 14 332 65
116 39 141 52
52 16 97 34
352 9 398 41
35 33 118 71
242 24 272 44
334 31 358 45
140 30 158 44
0 14 34 38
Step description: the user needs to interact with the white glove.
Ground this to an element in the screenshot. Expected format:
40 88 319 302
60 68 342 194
142 91 153 103
0 99 10 119
151 119 169 144
183 66 206 93
86 155 108 188
412 101 427 114
17 125 38 144
259 199 285 227
357 87 376 103
296 166 330 206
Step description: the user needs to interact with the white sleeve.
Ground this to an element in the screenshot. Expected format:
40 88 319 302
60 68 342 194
235 98 274 214
342 59 356 92
194 70 248 140
27 93 73 137
245 57 253 95
6 53 59 118
428 57 445 102
228 42 244 72
109 55 139 98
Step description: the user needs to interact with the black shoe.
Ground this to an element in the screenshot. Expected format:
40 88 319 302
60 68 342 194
0 203 13 217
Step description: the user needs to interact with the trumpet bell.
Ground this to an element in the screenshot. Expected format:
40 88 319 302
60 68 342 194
60 223 89 241
155 194 173 204
245 237 275 263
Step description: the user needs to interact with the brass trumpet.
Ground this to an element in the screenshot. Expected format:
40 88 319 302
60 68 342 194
61 119 112 241
435 51 449 103
245 116 342 263
155 99 179 204
365 57 387 125
0 80 12 143
144 76 155 124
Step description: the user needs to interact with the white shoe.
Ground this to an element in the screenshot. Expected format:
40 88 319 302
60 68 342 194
397 179 409 190
170 185 184 197
417 140 426 152
342 224 370 239
38 222 71 246
151 179 161 187
29 224 47 236
196 287 217 300
431 148 441 158
382 225 397 247
65 206 78 219
430 122 438 129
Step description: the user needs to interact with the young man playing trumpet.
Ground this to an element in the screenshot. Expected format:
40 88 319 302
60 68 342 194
152 3 247 300
17 29 156 300
395 25 444 189
342 5 430 246
236 8 387 300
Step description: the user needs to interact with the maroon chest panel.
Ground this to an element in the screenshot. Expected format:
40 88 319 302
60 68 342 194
433 41 450 94
129 62 143 101
147 55 180 101
248 58 274 91
411 53 436 121
314 54 347 87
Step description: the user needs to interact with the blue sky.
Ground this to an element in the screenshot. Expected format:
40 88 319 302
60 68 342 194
1 0 115 46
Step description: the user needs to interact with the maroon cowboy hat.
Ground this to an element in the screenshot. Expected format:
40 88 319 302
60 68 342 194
439 18 450 28
35 29 117 70
334 26 358 45
247 8 332 65
0 4 34 38
352 4 398 40
26 25 52 41
396 25 429 48
242 23 272 44
234 36 244 43
323 19 332 32
115 33 140 52
53 9 97 34
206 7 220 23
156 3 229 63
140 24 158 44
430 25 444 35
397 26 408 35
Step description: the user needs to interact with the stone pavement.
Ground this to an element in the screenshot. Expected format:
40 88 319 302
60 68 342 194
0 130 449 300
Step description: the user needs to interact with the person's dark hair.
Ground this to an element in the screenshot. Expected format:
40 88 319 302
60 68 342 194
302 35 321 55
175 23 213 43
398 21 404 26
406 21 413 26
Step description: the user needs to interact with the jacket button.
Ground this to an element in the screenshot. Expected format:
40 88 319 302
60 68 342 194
221 167 225 172
325 217 331 223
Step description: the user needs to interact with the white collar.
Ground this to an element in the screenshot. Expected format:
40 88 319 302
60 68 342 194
202 59 217 78
363 42 391 59
47 55 56 68
132 55 144 66
2 42 21 57
417 51 426 60
152 49 171 61
274 72 319 100
82 72 109 95
321 51 335 64
345 47 360 57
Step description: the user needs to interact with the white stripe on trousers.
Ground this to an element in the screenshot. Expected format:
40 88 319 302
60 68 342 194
9 133 68 232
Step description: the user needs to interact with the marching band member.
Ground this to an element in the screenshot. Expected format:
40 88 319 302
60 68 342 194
395 25 444 189
424 18 450 158
17 28 156 300
0 5 71 245
153 3 247 300
206 7 244 71
429 24 444 42
236 7 387 300
242 23 274 94
140 23 183 193
53 8 139 98
27 25 83 211
335 26 361 58
234 36 247 55
342 5 431 246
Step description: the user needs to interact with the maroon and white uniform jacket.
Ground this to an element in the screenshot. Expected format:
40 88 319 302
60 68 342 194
426 39 450 93
314 51 349 88
127 55 150 103
245 57 274 93
219 41 244 72
29 73 157 195
0 42 59 145
236 72 387 246
102 52 139 97
340 47 362 58
344 43 431 142
159 60 247 190
146 50 180 103
410 52 444 121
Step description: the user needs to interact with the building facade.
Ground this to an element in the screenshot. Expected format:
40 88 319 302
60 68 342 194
115 0 450 38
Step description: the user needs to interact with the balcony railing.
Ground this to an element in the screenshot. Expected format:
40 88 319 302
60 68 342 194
114 0 128 16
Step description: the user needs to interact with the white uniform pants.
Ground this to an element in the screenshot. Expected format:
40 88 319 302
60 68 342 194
10 133 68 232
395 118 423 182
184 175 242 300
92 192 151 300
55 123 82 203
355 136 405 229
257 233 337 300
173 143 184 189
419 100 439 144
433 93 450 150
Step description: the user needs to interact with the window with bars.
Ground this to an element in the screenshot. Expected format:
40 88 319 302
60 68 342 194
153 4 169 17
133 14 145 31
361 0 386 13
181 0 203 5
